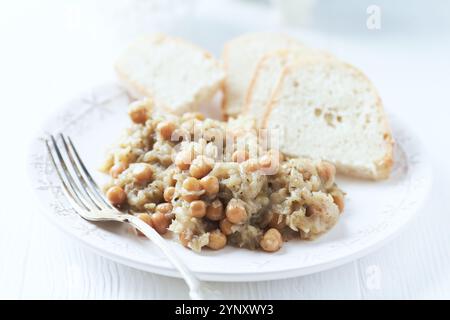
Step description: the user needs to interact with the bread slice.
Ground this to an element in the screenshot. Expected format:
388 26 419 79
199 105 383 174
116 34 225 114
263 59 394 180
244 49 332 126
221 33 305 119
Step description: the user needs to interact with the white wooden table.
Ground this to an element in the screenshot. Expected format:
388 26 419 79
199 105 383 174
1 0 449 299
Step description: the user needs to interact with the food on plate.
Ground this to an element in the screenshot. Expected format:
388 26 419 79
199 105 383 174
262 58 394 180
115 34 225 115
98 32 396 253
244 49 332 126
221 33 307 119
101 103 345 252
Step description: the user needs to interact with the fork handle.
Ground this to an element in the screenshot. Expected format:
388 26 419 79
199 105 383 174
125 214 208 300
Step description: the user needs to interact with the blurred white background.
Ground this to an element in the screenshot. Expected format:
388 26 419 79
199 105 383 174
0 0 449 299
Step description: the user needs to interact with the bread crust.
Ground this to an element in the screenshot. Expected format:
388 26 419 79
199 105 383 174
221 33 304 119
243 50 291 115
245 49 334 122
220 40 232 120
262 59 394 180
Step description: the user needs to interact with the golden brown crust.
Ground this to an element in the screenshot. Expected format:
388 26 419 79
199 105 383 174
372 129 394 180
221 33 307 119
349 66 394 180
243 50 291 115
246 50 335 126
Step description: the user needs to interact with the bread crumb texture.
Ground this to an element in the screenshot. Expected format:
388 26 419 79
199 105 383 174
264 59 394 180
116 34 224 114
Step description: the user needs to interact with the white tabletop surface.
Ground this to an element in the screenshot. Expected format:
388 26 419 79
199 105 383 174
1 0 449 299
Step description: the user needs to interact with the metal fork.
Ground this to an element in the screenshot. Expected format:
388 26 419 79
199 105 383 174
45 133 218 300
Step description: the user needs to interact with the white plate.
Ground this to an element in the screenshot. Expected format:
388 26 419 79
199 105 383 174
28 84 431 282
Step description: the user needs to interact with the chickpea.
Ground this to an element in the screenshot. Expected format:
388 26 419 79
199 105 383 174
175 150 193 170
163 187 176 202
207 230 227 250
182 177 202 192
138 213 153 225
317 161 336 188
136 213 153 236
181 177 203 202
219 219 234 236
194 113 205 121
156 202 173 214
183 112 205 121
260 228 283 252
151 212 170 235
242 159 260 173
268 212 287 230
189 200 206 218
259 155 271 168
189 156 214 179
110 162 127 178
267 149 284 162
331 190 345 213
181 192 199 202
165 173 176 187
106 186 127 206
100 154 114 173
130 108 147 124
165 212 176 222
232 150 249 163
132 163 153 183
300 168 312 181
157 121 177 141
225 199 247 224
259 153 279 174
179 230 191 247
206 199 224 221
200 175 219 197
128 99 151 124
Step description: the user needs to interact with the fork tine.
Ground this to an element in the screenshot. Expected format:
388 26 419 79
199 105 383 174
59 133 104 210
46 137 90 212
49 135 94 211
66 136 116 210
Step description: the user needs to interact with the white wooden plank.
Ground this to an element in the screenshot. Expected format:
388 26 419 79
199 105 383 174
211 263 361 299
357 159 450 299
18 216 361 299
1 0 450 300
0 200 34 299
19 217 190 299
